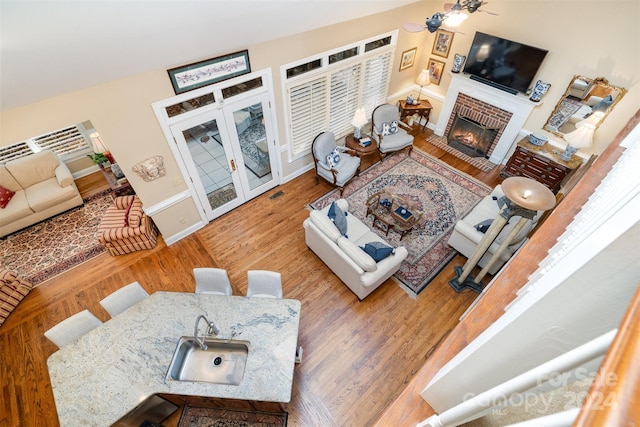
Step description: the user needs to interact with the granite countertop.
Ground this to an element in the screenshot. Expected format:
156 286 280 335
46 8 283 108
47 292 301 427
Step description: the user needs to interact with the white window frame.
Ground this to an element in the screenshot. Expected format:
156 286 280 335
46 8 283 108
0 123 93 164
281 30 397 162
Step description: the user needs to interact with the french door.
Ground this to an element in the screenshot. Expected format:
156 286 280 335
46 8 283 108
170 93 278 220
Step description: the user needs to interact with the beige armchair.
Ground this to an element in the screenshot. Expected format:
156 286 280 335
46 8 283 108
371 104 414 160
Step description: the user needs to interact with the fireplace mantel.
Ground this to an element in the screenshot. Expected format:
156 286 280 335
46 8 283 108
435 73 542 164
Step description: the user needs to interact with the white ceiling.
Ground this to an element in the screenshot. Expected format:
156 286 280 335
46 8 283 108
0 0 420 111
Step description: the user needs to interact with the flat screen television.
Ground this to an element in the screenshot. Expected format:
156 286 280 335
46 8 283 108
462 32 548 95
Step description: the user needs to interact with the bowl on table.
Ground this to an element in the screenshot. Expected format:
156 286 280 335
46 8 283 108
528 133 548 146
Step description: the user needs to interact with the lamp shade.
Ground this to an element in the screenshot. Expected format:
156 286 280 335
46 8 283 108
89 132 108 153
416 69 430 87
564 122 595 149
351 108 368 128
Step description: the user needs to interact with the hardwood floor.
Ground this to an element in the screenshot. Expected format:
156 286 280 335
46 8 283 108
0 130 504 427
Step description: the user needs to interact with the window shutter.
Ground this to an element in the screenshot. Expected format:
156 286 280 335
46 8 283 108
289 76 328 157
0 142 32 163
33 126 89 156
361 51 393 117
329 63 362 139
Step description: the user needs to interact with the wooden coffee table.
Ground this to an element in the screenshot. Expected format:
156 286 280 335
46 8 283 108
345 133 379 161
365 190 422 240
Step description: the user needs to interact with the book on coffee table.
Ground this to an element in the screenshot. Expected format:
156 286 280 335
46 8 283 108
359 137 371 147
393 206 413 222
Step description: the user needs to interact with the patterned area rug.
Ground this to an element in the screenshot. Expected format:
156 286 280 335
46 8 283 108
309 149 491 295
0 190 113 285
178 406 288 427
426 134 496 172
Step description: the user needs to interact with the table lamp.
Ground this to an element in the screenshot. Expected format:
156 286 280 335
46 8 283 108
351 108 368 140
90 132 115 164
449 177 556 293
415 69 430 102
561 113 598 161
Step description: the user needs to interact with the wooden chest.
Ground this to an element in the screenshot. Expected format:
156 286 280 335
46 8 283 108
501 139 582 193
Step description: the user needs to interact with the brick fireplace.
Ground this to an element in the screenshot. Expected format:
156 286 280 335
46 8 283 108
435 74 539 164
445 94 512 159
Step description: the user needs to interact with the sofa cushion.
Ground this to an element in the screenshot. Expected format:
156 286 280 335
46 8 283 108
328 201 348 236
337 237 377 272
326 149 341 169
0 191 32 225
5 150 60 188
0 186 16 209
0 165 22 192
24 178 81 212
309 210 342 242
360 241 395 262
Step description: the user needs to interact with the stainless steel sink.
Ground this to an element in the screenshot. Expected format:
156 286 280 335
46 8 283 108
165 337 249 385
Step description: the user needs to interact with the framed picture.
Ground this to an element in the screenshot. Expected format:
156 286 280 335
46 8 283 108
167 50 251 95
399 47 417 71
432 29 454 58
428 58 445 85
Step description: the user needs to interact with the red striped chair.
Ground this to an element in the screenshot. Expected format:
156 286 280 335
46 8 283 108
97 195 158 256
1 269 32 327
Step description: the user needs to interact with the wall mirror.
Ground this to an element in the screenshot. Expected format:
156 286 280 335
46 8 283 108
544 75 626 136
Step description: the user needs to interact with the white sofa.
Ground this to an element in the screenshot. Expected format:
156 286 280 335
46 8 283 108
303 199 408 300
0 150 83 237
446 184 541 275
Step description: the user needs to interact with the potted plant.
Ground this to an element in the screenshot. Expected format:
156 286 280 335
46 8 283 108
87 153 110 169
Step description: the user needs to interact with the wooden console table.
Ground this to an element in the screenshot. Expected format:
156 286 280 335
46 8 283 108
100 166 134 197
398 99 433 131
501 138 583 193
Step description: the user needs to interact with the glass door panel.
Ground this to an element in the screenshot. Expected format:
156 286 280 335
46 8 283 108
171 112 244 220
224 94 278 200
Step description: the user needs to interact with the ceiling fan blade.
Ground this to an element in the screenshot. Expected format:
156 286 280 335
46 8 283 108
402 22 427 32
477 9 499 15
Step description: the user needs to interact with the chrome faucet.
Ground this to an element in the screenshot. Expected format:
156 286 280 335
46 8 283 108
194 314 220 350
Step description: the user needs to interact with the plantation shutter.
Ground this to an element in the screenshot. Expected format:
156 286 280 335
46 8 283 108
34 126 89 156
0 142 32 163
329 63 362 139
361 51 393 117
289 76 328 157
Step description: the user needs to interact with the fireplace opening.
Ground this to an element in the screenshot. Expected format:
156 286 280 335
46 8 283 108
447 113 500 158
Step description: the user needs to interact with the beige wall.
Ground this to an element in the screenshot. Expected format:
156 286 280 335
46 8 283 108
1 0 638 240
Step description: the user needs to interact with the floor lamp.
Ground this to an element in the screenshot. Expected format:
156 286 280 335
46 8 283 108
449 177 556 293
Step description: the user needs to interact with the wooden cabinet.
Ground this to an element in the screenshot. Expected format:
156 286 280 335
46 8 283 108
501 139 582 193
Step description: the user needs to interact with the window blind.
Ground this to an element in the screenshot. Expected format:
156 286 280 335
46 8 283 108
0 125 91 164
329 63 362 139
289 76 328 157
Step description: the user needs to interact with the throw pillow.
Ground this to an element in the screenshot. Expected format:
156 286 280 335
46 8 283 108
382 121 399 136
326 149 341 169
0 185 16 209
360 241 395 262
328 201 348 236
474 219 493 233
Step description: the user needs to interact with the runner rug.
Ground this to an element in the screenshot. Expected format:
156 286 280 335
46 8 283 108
309 148 491 296
0 190 114 286
178 405 288 427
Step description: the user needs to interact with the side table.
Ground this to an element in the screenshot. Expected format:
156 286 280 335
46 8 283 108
398 99 433 131
345 133 379 161
100 166 135 197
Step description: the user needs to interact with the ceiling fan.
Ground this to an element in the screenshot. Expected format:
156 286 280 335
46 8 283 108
402 0 497 33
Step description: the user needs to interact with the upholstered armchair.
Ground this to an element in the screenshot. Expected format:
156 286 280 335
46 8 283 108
97 195 158 256
447 185 542 275
312 131 361 196
0 269 33 327
371 104 414 160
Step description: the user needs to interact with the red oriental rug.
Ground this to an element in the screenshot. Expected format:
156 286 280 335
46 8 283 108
0 190 113 285
309 148 491 296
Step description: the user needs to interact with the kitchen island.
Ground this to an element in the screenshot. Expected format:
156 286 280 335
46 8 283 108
47 292 301 426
